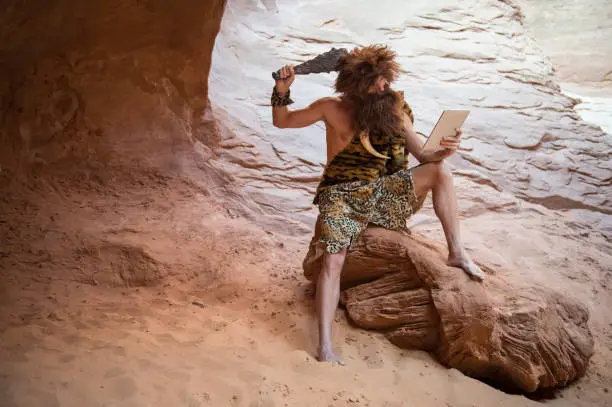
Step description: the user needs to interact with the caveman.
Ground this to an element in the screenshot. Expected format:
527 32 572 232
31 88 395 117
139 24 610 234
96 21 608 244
271 45 485 364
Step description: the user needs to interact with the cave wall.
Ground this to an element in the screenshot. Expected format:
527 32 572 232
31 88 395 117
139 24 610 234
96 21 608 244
0 0 227 177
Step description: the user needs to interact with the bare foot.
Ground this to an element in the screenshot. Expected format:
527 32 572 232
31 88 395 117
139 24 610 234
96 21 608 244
317 347 345 366
448 250 485 281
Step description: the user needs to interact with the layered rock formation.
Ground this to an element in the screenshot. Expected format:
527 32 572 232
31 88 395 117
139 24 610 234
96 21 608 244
517 0 612 86
303 225 595 393
518 0 612 143
210 0 612 236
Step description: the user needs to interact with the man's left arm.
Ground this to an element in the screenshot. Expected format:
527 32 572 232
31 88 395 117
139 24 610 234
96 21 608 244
403 113 462 163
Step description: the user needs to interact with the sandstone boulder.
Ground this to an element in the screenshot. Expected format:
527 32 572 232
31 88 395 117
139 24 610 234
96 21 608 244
303 224 594 393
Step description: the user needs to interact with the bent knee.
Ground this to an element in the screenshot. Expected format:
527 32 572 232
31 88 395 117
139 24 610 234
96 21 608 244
412 161 452 195
426 160 452 181
321 250 346 276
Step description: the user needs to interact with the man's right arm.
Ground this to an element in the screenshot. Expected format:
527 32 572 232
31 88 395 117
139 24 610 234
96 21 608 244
273 98 329 129
271 64 329 129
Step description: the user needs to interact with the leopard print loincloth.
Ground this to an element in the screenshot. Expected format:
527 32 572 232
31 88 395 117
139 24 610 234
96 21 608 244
316 168 427 253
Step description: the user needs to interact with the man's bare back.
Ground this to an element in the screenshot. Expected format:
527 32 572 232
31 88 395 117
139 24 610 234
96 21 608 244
315 97 355 164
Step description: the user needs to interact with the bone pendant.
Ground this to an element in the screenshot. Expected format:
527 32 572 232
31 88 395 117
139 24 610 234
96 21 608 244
359 131 390 159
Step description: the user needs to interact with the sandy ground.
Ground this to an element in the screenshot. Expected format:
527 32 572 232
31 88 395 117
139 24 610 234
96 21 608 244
1 168 611 407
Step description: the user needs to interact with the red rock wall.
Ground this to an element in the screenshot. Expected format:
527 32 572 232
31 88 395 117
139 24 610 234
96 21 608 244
0 0 227 176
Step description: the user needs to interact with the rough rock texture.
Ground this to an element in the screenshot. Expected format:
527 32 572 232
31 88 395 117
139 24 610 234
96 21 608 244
303 225 594 393
518 0 612 141
517 0 612 86
0 0 227 286
0 0 226 176
210 0 612 233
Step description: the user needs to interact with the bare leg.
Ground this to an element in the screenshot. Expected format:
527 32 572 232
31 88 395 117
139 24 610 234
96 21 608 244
316 249 347 364
411 162 485 280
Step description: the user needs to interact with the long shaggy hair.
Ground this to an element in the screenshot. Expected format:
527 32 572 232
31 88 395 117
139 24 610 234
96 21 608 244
351 88 405 137
335 45 404 136
335 45 401 96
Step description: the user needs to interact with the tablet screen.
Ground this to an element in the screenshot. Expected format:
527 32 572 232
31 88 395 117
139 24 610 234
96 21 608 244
423 110 470 153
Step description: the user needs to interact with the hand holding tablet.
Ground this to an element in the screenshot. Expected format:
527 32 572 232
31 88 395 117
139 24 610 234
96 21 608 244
422 110 470 154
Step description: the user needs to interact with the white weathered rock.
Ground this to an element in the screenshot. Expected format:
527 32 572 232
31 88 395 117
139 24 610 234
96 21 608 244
209 0 612 234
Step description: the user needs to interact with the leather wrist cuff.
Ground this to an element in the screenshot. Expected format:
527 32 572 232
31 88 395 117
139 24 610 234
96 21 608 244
271 86 294 106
